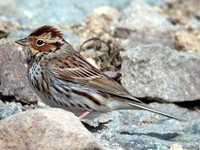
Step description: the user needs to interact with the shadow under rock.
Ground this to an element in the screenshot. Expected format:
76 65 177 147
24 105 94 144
0 92 15 102
120 131 180 141
81 121 107 133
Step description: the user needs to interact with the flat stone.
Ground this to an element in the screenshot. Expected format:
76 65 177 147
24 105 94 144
92 103 200 150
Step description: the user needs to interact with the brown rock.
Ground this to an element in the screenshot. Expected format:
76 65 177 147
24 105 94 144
0 39 40 103
70 7 122 72
0 108 104 150
71 6 120 40
175 32 200 51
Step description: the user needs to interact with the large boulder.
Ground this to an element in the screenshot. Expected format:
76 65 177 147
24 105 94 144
0 108 103 150
120 44 200 102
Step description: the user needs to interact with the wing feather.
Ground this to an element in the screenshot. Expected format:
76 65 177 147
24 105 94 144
46 45 141 102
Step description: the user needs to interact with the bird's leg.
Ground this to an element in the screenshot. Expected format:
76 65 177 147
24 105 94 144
78 111 91 120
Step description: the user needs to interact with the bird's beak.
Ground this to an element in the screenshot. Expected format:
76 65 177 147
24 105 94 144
15 37 28 46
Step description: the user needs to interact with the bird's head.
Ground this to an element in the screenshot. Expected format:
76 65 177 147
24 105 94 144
15 25 65 56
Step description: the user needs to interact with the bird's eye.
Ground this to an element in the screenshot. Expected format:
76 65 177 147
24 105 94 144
36 39 45 46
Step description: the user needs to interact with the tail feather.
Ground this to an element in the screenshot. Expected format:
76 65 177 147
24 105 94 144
128 102 186 121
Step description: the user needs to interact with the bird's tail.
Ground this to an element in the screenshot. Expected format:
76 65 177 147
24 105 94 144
128 101 186 121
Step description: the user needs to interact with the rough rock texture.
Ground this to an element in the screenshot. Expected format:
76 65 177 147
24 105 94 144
0 108 103 150
113 0 176 49
70 6 123 72
0 0 131 28
116 0 175 34
0 102 24 120
175 32 200 51
71 6 120 40
120 44 200 102
90 103 200 150
0 39 40 103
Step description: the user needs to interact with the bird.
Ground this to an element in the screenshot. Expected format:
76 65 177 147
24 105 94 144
15 25 183 121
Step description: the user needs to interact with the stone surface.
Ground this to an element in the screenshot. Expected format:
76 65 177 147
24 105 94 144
113 0 176 49
116 0 175 34
90 103 200 150
71 6 120 40
175 32 200 51
0 0 132 40
0 108 103 150
0 0 131 28
0 102 24 120
0 39 40 103
120 44 200 102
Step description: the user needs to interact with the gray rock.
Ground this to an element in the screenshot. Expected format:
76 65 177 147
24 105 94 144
116 0 175 34
0 39 40 103
0 0 132 28
0 102 23 120
144 0 165 6
113 0 176 49
120 44 200 102
90 103 200 150
0 108 104 150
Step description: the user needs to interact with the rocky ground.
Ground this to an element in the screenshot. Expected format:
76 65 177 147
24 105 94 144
0 0 200 150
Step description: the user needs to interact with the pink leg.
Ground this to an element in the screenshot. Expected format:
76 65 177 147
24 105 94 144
79 111 91 120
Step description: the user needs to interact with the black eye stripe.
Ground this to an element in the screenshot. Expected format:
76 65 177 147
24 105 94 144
53 42 64 47
36 39 45 46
